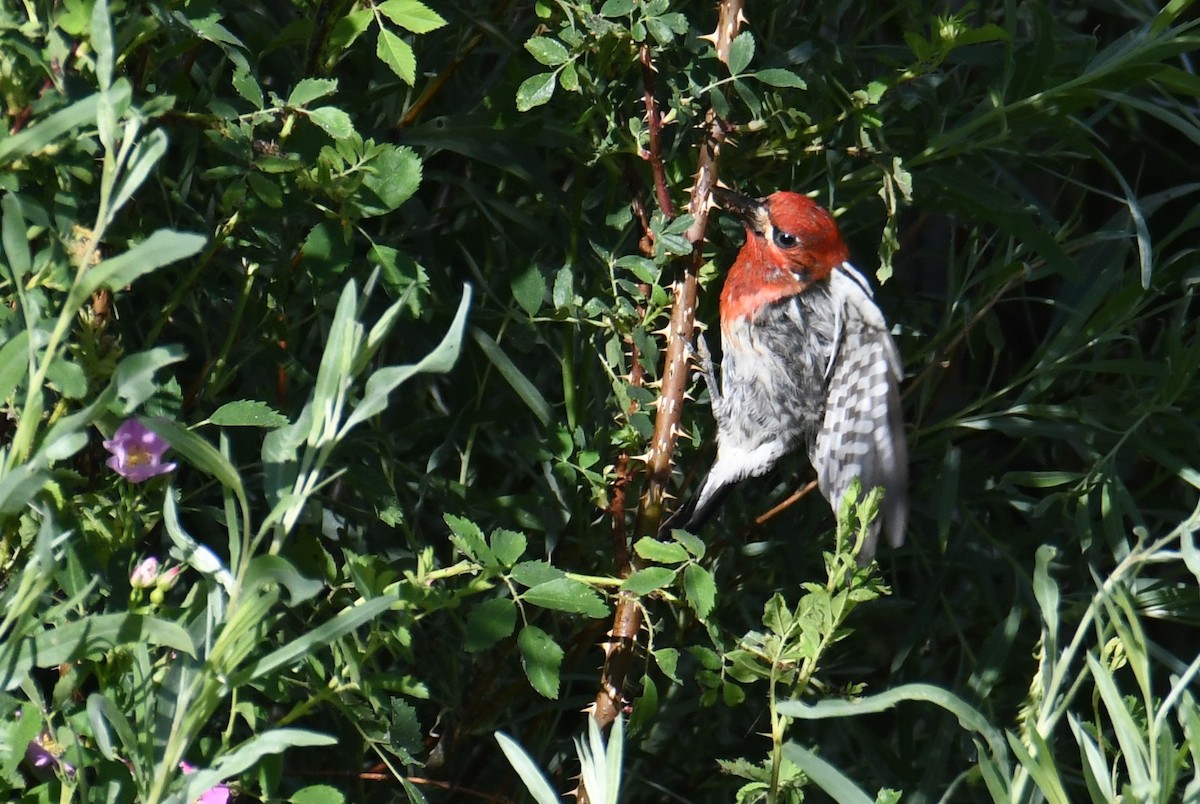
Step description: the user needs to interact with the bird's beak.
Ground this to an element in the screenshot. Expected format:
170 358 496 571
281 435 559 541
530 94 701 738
712 187 770 234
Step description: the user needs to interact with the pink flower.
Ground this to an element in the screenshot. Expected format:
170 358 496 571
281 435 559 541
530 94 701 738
180 760 233 804
157 565 183 590
103 419 177 483
130 556 161 588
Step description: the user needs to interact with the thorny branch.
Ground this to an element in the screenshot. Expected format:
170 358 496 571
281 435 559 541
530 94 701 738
589 0 745 737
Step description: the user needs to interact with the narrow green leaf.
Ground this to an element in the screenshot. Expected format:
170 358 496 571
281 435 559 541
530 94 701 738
2 613 195 691
242 593 398 682
109 129 169 217
518 625 563 699
495 732 561 804
143 417 246 501
470 327 553 425
91 0 114 90
0 87 128 165
79 230 207 301
1 194 31 284
782 742 873 804
182 729 337 803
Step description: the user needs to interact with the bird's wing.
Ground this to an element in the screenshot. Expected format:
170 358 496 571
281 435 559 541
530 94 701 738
811 265 908 558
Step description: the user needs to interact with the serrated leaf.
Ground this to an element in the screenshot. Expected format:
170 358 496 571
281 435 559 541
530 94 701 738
377 27 416 84
290 784 346 804
465 597 518 652
518 625 563 699
654 648 681 683
209 400 289 428
754 68 806 88
232 69 263 109
560 62 579 92
362 144 422 212
510 560 565 587
671 528 706 559
633 537 689 564
516 72 557 112
684 563 716 617
288 78 338 107
376 0 447 34
727 31 755 74
444 514 494 565
490 529 527 567
521 578 608 617
307 106 353 139
511 265 546 316
599 0 634 15
525 36 569 66
620 567 676 595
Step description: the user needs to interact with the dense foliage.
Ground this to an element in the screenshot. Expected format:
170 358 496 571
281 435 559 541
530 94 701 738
1 0 1199 801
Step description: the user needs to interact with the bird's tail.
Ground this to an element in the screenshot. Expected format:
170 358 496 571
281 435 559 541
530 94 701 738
660 473 733 535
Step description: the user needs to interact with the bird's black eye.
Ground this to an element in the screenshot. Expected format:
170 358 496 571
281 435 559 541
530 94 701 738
773 230 798 249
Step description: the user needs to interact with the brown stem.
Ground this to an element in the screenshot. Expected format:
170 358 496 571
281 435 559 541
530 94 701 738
640 44 674 216
590 0 742 731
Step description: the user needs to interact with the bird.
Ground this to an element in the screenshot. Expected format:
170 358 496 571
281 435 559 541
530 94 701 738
663 187 908 562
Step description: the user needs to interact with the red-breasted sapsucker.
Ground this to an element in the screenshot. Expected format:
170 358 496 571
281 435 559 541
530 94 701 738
665 188 908 561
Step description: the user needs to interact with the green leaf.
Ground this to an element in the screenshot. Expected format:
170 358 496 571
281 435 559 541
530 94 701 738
526 36 569 66
232 68 264 109
782 743 873 804
511 265 546 316
518 625 563 699
242 592 399 682
753 68 806 88
599 0 634 15
79 230 207 301
143 417 246 501
683 564 716 618
653 648 681 683
210 400 289 428
1 194 32 284
620 567 676 595
510 560 565 587
110 129 169 218
91 0 114 90
727 31 755 74
182 729 337 804
291 785 346 804
521 578 608 617
0 86 128 166
516 72 557 112
633 537 689 564
671 528 706 559
288 78 339 107
307 106 354 139
377 27 417 84
490 528 527 567
387 699 424 764
1 614 195 691
377 0 447 34
495 732 561 804
362 145 422 212
445 513 494 565
470 327 552 427
465 597 517 652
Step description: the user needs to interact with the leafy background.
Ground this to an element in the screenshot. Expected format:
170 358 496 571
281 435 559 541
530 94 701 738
1 0 1199 801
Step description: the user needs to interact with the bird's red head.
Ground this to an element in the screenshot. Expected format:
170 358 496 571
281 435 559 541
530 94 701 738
714 189 850 327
